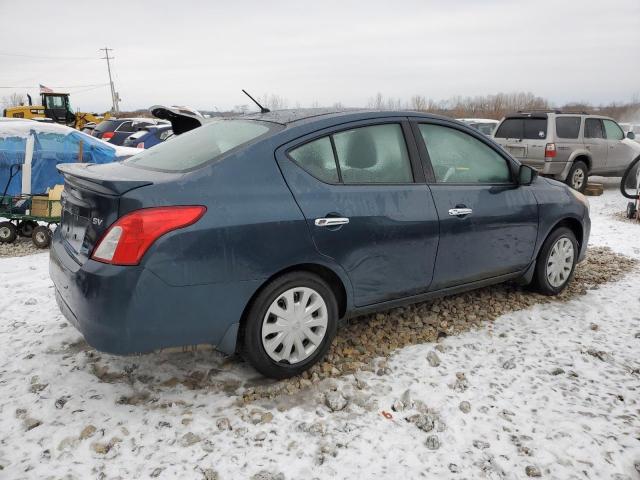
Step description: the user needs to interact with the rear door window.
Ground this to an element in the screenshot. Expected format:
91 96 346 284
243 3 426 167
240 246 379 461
333 124 413 184
116 121 134 133
555 117 581 139
584 119 604 139
494 118 547 139
603 120 624 140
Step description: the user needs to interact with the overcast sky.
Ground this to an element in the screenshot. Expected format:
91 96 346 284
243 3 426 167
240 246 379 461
1 0 639 112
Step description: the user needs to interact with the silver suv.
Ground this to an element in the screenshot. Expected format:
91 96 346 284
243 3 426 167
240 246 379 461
493 111 640 191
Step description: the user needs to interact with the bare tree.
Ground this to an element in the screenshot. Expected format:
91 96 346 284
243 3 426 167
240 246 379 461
1 92 26 109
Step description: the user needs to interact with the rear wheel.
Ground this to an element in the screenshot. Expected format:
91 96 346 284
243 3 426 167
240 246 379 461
31 226 51 248
241 272 338 379
532 227 578 295
0 221 17 243
18 220 38 237
566 161 588 192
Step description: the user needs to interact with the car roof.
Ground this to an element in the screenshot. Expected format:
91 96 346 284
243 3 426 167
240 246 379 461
240 108 454 126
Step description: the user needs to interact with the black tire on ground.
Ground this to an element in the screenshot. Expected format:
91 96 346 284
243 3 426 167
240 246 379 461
624 162 639 190
31 226 52 248
532 227 579 296
241 271 338 379
0 221 17 243
566 161 588 193
17 220 38 237
627 202 637 220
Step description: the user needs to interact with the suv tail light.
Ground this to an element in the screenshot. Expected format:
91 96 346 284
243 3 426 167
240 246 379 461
136 142 145 149
545 143 556 158
91 206 206 265
101 131 115 141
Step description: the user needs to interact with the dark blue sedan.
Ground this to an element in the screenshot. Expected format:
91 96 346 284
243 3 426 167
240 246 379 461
50 109 590 378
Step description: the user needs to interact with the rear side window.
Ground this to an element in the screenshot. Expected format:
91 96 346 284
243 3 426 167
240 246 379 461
494 118 547 139
116 121 134 133
126 120 272 172
555 117 581 139
333 124 412 183
603 120 624 140
288 124 413 184
584 119 604 139
419 124 511 184
289 137 339 183
93 120 119 134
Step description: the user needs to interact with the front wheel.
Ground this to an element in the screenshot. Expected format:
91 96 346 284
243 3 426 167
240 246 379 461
241 272 338 379
566 161 588 192
532 227 578 295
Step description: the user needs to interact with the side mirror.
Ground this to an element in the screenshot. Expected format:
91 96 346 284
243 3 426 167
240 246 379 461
518 164 537 185
627 131 636 140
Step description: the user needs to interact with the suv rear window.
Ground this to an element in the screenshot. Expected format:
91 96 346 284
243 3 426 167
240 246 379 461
494 118 547 139
555 117 581 139
125 120 274 172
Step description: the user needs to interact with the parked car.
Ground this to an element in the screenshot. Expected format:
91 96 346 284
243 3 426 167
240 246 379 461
50 110 591 379
457 118 499 136
619 122 640 143
493 111 640 192
123 124 173 149
91 118 168 146
80 122 96 134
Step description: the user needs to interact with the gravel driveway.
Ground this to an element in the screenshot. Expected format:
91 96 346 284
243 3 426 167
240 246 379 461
1 178 639 479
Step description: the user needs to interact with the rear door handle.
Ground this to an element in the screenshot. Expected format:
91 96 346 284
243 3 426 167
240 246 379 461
315 217 349 227
448 208 473 217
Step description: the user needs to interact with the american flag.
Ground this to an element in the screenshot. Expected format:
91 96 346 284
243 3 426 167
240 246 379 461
39 84 54 93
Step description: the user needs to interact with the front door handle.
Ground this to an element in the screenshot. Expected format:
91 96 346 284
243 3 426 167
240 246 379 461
315 217 349 227
448 208 473 217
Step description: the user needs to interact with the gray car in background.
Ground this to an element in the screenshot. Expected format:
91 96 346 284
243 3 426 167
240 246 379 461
493 111 640 191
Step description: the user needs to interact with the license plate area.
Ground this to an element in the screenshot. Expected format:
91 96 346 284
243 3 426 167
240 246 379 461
507 145 526 157
60 200 90 255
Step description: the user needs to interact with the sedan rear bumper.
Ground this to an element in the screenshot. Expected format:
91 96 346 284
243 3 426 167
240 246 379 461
49 232 259 355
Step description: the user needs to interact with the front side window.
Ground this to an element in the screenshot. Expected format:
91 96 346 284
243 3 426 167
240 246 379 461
288 136 339 183
555 117 581 139
126 120 273 172
584 119 604 139
116 121 134 133
419 124 511 184
333 124 413 183
603 120 624 141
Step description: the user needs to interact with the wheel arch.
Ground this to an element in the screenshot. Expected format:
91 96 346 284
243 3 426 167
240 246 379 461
571 153 591 171
234 262 350 353
548 217 584 250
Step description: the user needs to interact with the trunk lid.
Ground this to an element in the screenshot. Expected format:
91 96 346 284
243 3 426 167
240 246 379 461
56 162 173 264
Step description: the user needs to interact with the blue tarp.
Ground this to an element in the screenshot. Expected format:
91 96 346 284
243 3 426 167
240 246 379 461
0 124 127 195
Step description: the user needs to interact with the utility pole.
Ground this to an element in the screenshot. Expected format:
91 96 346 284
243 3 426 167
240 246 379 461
99 47 120 114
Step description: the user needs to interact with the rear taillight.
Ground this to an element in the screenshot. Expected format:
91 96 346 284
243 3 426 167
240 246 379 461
101 131 115 141
91 206 206 265
136 142 145 149
545 143 556 158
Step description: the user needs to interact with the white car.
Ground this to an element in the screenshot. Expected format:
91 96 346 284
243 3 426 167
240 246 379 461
456 118 499 136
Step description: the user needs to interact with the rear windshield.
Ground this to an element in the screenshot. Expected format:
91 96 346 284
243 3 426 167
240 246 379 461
494 118 547 139
125 120 274 172
555 117 581 139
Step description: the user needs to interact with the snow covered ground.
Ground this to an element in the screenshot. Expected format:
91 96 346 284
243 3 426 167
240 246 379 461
1 177 639 480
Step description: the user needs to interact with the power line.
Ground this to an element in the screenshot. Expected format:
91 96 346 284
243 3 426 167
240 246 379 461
0 52 97 60
0 83 109 89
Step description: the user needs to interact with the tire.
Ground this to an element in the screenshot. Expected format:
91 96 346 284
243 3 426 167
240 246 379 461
0 221 17 243
241 272 338 379
31 226 52 249
627 202 637 220
624 161 639 190
566 161 588 192
532 227 578 296
18 220 38 237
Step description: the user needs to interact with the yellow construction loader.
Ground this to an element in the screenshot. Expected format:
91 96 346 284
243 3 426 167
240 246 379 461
2 92 110 130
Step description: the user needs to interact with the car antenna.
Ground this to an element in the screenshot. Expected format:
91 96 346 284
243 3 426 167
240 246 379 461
242 89 270 113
